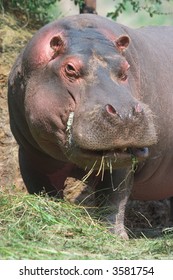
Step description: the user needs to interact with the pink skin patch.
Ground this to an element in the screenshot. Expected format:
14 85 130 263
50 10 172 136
105 104 117 115
60 56 84 84
118 60 130 84
121 60 130 72
135 103 143 113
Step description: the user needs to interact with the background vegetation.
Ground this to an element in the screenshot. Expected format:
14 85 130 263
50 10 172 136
0 0 57 24
1 0 173 26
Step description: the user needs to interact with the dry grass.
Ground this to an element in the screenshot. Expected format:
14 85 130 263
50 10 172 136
0 188 173 260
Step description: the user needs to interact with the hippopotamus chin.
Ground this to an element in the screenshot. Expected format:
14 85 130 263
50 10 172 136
8 14 173 239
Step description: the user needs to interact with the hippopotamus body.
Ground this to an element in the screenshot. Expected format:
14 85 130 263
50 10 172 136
8 14 173 239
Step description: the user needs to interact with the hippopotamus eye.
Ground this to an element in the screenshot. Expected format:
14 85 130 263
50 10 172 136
65 63 80 78
66 63 75 72
118 72 128 82
120 73 128 81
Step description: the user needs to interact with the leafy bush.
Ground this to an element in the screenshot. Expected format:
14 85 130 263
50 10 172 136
0 0 57 24
107 0 171 20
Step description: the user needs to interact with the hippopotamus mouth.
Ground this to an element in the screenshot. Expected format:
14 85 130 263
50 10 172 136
76 146 149 162
66 145 149 170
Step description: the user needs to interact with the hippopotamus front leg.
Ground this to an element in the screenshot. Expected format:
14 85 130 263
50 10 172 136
96 167 134 239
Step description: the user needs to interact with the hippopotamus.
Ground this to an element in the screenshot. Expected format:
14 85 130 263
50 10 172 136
8 14 173 239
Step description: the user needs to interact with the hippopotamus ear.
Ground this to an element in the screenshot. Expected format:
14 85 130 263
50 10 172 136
115 35 130 52
50 35 65 59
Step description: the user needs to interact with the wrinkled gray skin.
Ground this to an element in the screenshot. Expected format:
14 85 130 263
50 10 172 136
8 14 173 239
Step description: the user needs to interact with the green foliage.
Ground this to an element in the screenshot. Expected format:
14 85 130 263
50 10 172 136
74 0 85 9
107 0 171 20
1 192 173 259
0 0 57 24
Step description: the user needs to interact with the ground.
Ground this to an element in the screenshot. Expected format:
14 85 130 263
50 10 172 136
0 13 31 191
0 13 171 237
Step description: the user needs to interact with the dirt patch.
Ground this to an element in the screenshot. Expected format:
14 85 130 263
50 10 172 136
0 13 33 190
0 13 171 235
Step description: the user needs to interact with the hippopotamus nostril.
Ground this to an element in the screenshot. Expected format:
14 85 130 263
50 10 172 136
105 104 117 116
128 104 143 119
134 103 143 114
105 103 143 120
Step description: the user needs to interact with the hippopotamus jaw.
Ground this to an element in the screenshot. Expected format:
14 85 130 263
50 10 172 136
64 106 156 170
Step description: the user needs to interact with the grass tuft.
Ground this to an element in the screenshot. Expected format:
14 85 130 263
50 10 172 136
1 190 173 259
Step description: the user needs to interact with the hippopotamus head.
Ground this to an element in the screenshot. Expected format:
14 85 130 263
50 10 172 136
20 15 157 170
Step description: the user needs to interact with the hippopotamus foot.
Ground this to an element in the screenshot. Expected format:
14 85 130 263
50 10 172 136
106 213 129 240
63 167 133 239
96 167 134 239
